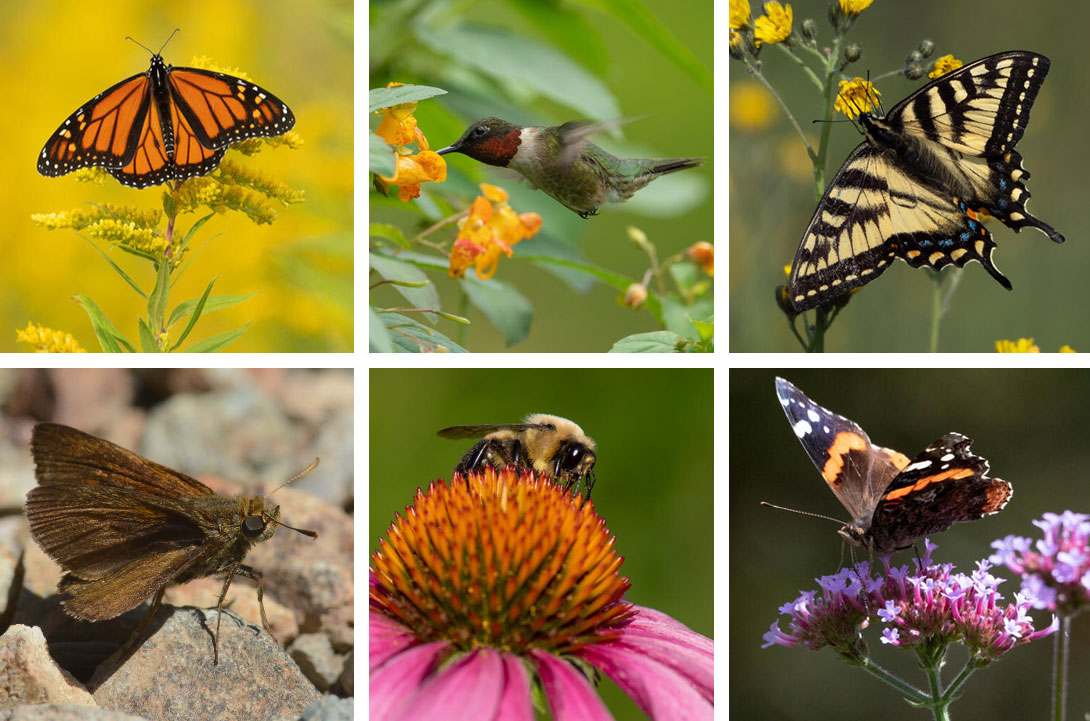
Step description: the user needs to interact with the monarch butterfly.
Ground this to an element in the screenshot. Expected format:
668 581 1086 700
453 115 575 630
38 31 295 189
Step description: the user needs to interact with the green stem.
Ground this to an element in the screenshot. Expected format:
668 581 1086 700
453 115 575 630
930 273 943 353
1052 614 1071 721
858 657 930 705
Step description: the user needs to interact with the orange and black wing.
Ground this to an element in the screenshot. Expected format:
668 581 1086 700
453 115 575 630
38 71 152 177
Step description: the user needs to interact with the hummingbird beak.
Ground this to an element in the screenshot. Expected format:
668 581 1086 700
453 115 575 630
435 143 459 156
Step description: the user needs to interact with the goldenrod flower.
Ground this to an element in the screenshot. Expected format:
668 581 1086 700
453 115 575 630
838 0 873 17
929 55 964 79
16 323 86 353
1060 345 1077 353
730 0 751 29
731 82 775 131
753 2 792 47
834 78 881 119
995 338 1040 353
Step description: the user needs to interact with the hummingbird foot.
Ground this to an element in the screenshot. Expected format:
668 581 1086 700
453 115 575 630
578 208 599 219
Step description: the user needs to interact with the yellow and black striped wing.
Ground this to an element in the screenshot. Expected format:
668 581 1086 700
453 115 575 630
787 145 1003 311
787 51 1062 312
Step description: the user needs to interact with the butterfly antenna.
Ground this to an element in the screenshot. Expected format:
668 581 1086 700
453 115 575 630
124 28 180 57
264 458 321 499
760 501 847 526
158 28 181 54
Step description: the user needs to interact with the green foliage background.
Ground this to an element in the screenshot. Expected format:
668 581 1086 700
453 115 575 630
0 0 352 352
731 368 1090 719
370 0 712 351
369 368 713 719
730 1 1080 352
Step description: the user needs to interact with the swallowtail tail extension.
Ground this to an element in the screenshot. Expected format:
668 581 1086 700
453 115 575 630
787 51 1063 311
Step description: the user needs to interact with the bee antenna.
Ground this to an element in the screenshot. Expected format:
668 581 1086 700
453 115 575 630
760 501 846 526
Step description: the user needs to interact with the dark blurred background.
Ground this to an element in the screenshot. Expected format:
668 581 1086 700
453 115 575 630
369 368 712 719
730 2 1080 351
730 368 1090 719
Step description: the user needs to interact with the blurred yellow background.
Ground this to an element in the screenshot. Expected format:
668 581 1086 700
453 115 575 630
2 0 352 352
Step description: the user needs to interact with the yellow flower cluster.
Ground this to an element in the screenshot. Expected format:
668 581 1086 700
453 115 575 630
16 323 86 353
449 184 542 280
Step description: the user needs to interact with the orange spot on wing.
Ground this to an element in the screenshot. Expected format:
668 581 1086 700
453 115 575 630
882 468 975 502
822 432 868 485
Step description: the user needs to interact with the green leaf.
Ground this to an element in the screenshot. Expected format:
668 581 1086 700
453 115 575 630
172 231 224 289
369 223 411 250
578 0 712 92
76 233 146 300
178 212 216 253
692 318 714 343
146 257 171 328
169 278 216 350
168 292 255 328
508 0 608 74
370 253 439 322
370 133 396 176
137 318 160 352
662 297 700 340
418 25 621 121
369 84 447 113
461 276 533 346
609 330 684 352
370 306 394 353
73 294 132 352
380 312 469 352
184 323 251 352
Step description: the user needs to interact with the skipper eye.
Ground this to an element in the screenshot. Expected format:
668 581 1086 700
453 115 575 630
243 515 266 536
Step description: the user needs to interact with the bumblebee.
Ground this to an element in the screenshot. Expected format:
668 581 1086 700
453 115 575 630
437 413 597 497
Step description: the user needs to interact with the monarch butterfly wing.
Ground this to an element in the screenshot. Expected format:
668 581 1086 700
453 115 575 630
787 144 1006 311
107 85 225 188
38 72 151 177
167 67 296 149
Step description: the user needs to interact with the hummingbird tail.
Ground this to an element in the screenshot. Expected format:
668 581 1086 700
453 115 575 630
650 158 703 176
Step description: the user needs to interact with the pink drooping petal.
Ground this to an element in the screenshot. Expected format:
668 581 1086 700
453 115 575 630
613 605 713 699
399 647 507 721
370 611 425 670
370 640 448 721
579 641 713 721
494 652 535 721
530 648 614 721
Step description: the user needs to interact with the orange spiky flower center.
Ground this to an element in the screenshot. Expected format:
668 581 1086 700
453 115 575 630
370 467 634 654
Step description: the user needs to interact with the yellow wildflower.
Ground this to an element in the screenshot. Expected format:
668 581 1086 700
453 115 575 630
929 55 964 79
448 185 542 279
730 0 751 29
995 338 1040 353
730 82 774 131
834 78 881 119
838 0 873 17
753 2 792 47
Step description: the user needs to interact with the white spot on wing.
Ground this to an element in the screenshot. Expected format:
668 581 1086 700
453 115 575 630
792 420 812 438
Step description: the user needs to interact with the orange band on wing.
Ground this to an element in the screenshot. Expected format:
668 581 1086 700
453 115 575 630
822 432 868 485
882 467 975 502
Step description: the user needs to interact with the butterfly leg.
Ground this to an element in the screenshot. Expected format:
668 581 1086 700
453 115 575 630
117 585 166 660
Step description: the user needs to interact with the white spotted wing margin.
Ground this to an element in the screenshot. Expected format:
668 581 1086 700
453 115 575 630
787 51 1064 312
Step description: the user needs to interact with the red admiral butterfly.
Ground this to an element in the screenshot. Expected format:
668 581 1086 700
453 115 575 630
775 378 1012 553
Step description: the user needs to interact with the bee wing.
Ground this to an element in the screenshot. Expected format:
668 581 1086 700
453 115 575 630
31 423 214 499
437 423 546 440
25 484 212 576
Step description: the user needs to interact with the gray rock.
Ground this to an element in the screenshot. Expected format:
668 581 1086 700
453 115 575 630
300 696 352 721
91 607 320 721
0 625 96 708
336 652 352 696
0 703 149 721
288 634 342 692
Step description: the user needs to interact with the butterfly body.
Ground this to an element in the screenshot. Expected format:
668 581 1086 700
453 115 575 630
39 51 295 189
775 378 1011 553
788 51 1062 311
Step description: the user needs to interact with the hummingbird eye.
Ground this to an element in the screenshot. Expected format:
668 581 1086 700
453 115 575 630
472 125 488 138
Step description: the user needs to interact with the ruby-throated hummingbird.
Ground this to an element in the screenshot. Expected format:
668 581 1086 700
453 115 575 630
436 117 702 218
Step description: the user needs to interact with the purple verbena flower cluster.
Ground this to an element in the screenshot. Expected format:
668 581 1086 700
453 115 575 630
990 510 1090 615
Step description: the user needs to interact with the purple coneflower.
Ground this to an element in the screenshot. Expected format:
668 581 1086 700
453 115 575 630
370 467 713 721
